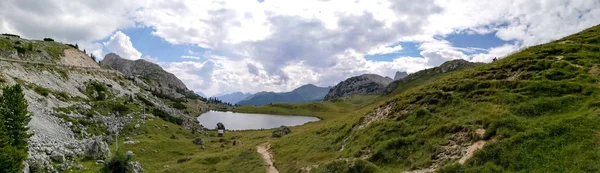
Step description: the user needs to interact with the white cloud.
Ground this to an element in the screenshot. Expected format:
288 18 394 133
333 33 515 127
368 45 403 55
2 0 600 95
181 56 201 60
103 31 142 60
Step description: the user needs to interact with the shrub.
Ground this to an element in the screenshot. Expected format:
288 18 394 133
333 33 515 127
1 33 20 38
172 102 187 110
43 38 54 42
103 153 130 173
13 46 26 54
34 86 50 97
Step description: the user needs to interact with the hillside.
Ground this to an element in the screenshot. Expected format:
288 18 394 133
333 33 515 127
216 92 253 104
324 74 393 101
237 84 331 106
234 24 600 172
0 35 231 172
384 59 482 95
100 53 196 100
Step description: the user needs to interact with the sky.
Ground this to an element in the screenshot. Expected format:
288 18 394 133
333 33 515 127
1 0 599 97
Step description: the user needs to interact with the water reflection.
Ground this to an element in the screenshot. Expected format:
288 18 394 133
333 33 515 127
197 111 320 130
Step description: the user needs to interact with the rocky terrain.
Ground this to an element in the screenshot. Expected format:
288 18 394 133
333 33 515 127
237 84 331 106
0 35 220 172
100 53 195 100
324 74 393 101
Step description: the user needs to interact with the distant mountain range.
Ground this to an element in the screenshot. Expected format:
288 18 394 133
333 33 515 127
215 92 253 104
237 84 331 106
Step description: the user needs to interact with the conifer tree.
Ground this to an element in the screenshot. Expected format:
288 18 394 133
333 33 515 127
0 84 32 172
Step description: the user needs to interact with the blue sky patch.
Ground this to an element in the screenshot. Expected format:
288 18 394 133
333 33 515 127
364 42 421 61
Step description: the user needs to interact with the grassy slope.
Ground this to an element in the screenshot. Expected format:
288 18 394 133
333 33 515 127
234 24 600 172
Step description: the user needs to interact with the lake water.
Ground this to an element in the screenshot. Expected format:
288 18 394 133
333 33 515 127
197 111 320 130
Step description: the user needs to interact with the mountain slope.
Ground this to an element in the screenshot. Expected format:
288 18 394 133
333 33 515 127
216 92 253 104
237 84 331 106
384 59 482 94
324 74 393 101
0 35 214 172
100 53 195 99
342 24 600 172
233 24 600 173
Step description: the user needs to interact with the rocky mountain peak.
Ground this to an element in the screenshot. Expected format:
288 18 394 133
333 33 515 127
394 71 409 80
100 53 190 98
324 74 393 100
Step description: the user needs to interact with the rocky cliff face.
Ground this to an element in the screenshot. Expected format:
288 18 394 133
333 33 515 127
0 36 208 172
324 74 393 101
100 53 191 99
385 59 482 94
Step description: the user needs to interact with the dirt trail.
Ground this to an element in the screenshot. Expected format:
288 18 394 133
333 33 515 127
257 142 279 173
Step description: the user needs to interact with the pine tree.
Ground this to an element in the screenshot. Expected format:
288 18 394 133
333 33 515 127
0 84 32 149
0 84 31 172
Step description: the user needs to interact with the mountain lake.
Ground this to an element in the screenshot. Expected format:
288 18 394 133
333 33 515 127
197 111 320 130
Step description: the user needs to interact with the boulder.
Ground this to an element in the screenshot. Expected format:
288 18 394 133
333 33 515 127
272 126 292 137
126 151 134 158
193 138 204 145
129 161 144 173
85 136 111 160
50 153 65 163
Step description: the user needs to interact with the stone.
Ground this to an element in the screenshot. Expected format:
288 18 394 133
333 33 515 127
125 137 132 141
124 140 138 145
55 163 69 171
193 138 204 145
163 165 169 168
50 153 65 163
272 126 292 137
76 164 85 170
96 160 105 165
129 161 144 173
85 136 111 160
134 124 141 129
126 150 134 157
66 122 73 127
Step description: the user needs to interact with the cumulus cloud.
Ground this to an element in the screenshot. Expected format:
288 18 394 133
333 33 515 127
103 31 142 60
2 0 600 95
0 0 136 43
181 56 201 60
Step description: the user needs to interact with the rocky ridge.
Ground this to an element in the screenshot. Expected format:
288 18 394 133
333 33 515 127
324 74 393 101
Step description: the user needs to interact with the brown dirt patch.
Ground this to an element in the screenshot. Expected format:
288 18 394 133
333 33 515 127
258 142 279 173
589 65 600 76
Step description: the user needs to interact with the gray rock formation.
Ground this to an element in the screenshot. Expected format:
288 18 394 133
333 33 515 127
129 161 144 173
394 71 408 80
272 126 292 137
324 74 393 100
100 53 194 100
85 136 111 160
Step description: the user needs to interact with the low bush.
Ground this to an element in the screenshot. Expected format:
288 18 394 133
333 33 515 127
33 86 50 97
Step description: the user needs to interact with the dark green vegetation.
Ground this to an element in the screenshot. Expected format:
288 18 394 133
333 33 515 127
0 85 32 172
103 153 130 173
234 24 600 172
237 84 331 106
0 34 74 61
